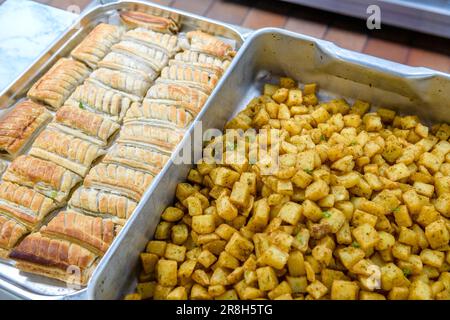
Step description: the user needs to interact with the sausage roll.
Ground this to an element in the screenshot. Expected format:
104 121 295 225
40 210 117 256
124 101 193 129
27 58 91 110
10 232 98 285
98 52 159 82
69 187 137 225
103 144 169 175
89 68 151 98
0 160 7 177
65 82 137 123
0 100 52 159
70 23 124 68
117 123 184 154
0 215 28 258
171 50 231 76
120 11 179 34
2 155 82 203
123 28 180 56
50 105 120 147
184 30 235 60
29 129 105 177
112 41 169 73
146 83 208 115
0 181 60 230
157 64 218 94
84 164 153 202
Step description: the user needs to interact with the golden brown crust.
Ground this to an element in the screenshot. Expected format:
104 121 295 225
111 41 169 72
0 100 52 158
53 105 120 147
0 214 28 252
103 143 169 175
120 11 179 34
117 123 184 153
124 101 193 129
2 155 82 203
29 129 106 177
40 210 116 255
157 65 218 94
71 23 123 68
98 52 159 82
185 30 236 60
10 232 97 285
65 82 137 123
69 187 137 224
123 28 180 56
89 68 151 98
27 58 91 110
0 181 59 229
84 163 153 202
145 83 208 115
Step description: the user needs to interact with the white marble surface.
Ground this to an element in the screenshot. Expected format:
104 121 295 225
0 0 78 92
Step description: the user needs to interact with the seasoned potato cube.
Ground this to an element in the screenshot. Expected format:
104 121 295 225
153 285 173 300
141 253 158 274
420 249 445 268
165 243 186 262
306 280 328 299
363 114 383 132
161 207 184 222
268 281 292 300
264 83 280 96
247 198 270 232
392 243 411 261
192 215 216 234
156 259 177 286
408 281 432 300
305 180 329 201
186 196 203 216
191 284 212 300
210 267 229 286
288 251 306 276
312 245 332 266
225 232 254 262
425 220 449 249
216 196 238 221
166 287 187 300
351 100 370 116
388 287 409 300
331 280 359 300
279 201 303 225
302 200 323 222
259 245 289 270
419 152 441 172
377 108 396 123
217 251 240 269
256 266 279 291
136 282 157 299
303 83 317 95
385 163 411 181
146 240 167 256
192 270 210 286
230 181 250 208
197 250 217 268
286 89 303 107
171 224 189 245
178 260 197 281
435 193 450 216
280 77 297 89
253 108 270 127
155 221 172 240
212 167 240 188
352 224 380 250
338 247 365 269
272 88 289 103
124 293 142 300
393 205 412 227
380 263 409 291
292 170 313 189
215 223 237 241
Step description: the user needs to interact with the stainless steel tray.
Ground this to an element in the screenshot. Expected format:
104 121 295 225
91 27 450 300
0 0 244 300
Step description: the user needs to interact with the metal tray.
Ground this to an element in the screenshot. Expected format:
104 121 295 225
90 27 450 300
0 0 244 300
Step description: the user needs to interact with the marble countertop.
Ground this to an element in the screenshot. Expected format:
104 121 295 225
0 0 78 92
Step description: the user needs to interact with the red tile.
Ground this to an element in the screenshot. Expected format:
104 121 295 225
363 37 410 64
407 48 450 73
206 0 250 25
284 16 328 39
242 5 287 29
324 25 368 52
172 0 215 15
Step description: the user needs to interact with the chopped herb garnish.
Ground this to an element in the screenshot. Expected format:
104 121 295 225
320 135 326 141
304 168 313 174
350 141 358 146
402 268 411 277
322 211 331 218
393 207 400 213
49 191 58 199
79 102 85 110
351 241 360 248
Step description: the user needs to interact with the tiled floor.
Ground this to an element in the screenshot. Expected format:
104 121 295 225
29 0 450 72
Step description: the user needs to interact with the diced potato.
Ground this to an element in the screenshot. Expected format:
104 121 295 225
425 220 449 249
192 215 216 234
286 89 303 107
385 163 411 181
306 280 328 299
331 280 359 300
146 241 167 256
247 198 270 232
409 281 432 300
216 196 238 221
190 284 212 300
272 88 289 103
279 201 303 225
212 167 240 188
156 259 178 286
264 83 280 96
225 232 254 262
259 245 289 270
305 180 329 201
161 207 184 222
165 243 186 262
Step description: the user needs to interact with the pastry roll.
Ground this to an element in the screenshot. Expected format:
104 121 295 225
89 68 151 98
171 50 231 76
29 129 105 177
0 181 60 230
112 41 169 72
0 215 28 258
51 105 120 147
146 83 208 115
0 100 52 159
117 123 184 153
157 64 219 94
65 82 137 123
0 160 7 177
185 30 236 60
40 210 117 256
123 28 180 56
84 163 154 202
124 101 193 129
3 155 82 203
98 52 159 82
27 58 91 110
10 232 98 285
120 11 179 34
69 187 137 225
70 23 124 68
103 144 169 175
